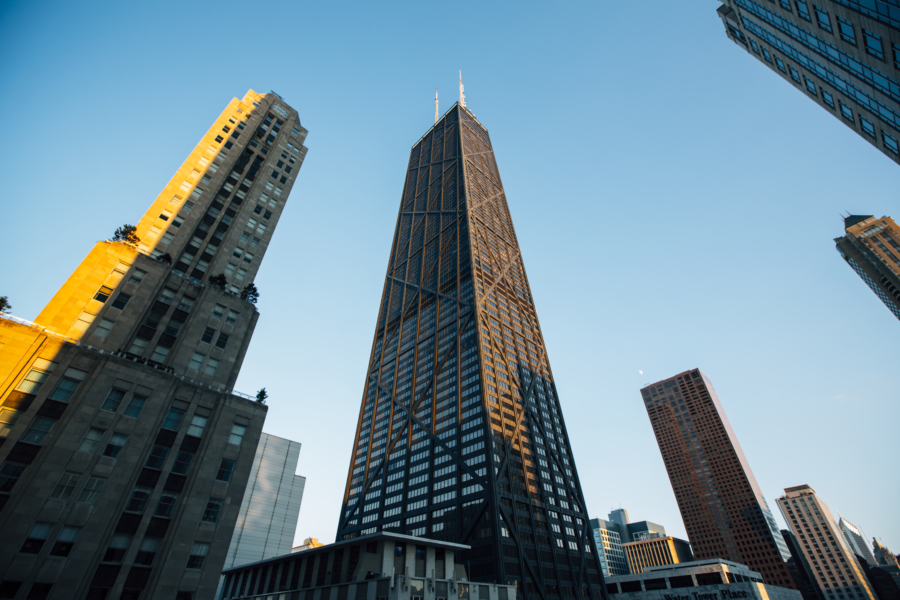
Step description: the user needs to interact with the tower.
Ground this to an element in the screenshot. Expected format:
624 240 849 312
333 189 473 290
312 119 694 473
336 102 605 600
840 518 877 566
777 485 877 600
640 369 796 589
715 0 900 165
0 90 307 599
834 215 900 321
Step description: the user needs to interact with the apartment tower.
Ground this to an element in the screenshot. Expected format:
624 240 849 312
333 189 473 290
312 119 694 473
640 369 794 589
777 485 877 600
834 215 900 320
336 100 605 600
0 90 307 600
715 0 900 164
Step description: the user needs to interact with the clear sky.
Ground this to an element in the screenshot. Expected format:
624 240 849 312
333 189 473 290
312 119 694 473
2 0 898 553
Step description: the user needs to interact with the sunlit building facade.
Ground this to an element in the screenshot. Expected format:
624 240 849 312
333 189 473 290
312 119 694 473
716 0 900 165
0 90 307 599
335 102 605 600
834 215 900 320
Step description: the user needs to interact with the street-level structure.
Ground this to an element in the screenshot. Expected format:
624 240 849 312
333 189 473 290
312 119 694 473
776 485 876 600
640 369 794 589
716 0 900 165
336 96 604 600
834 215 900 321
0 89 307 600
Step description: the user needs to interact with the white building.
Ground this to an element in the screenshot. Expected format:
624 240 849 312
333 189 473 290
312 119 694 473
839 518 877 566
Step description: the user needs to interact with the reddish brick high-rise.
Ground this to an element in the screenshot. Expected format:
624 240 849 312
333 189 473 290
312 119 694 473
640 369 795 589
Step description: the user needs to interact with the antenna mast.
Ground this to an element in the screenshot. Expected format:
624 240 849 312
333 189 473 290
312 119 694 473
459 70 466 108
435 88 439 124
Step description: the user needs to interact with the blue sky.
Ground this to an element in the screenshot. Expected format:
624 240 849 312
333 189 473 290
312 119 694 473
2 0 898 551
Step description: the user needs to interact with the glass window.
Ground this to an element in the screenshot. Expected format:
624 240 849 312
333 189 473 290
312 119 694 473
201 327 216 344
93 318 114 338
20 522 53 554
23 416 55 445
103 433 128 458
822 89 835 108
203 358 219 376
775 57 786 72
111 293 131 310
804 76 817 94
128 269 146 285
864 30 884 59
188 353 204 371
124 394 147 418
225 310 239 325
795 0 811 20
15 367 51 393
135 537 160 566
48 368 87 402
860 116 875 136
837 17 856 44
49 471 80 501
125 487 152 513
884 132 899 155
789 65 801 82
839 101 854 122
150 346 169 363
187 542 210 569
154 492 179 518
212 304 226 320
78 477 106 504
94 285 114 303
103 533 131 563
172 451 195 475
163 407 185 430
228 424 247 446
0 462 25 493
215 333 229 349
101 388 126 412
202 498 223 523
814 6 832 32
893 43 900 65
216 459 235 482
49 525 81 557
78 428 104 453
145 445 169 469
0 408 21 438
187 415 207 437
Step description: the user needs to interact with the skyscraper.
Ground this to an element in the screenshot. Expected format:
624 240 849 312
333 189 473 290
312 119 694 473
776 485 877 600
715 0 900 165
0 90 307 599
834 215 900 320
336 100 604 600
839 518 877 567
590 509 673 576
640 369 795 589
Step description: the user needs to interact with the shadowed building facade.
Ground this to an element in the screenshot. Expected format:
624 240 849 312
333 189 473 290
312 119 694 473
0 90 307 599
335 102 605 600
640 369 795 589
834 215 900 320
715 0 900 165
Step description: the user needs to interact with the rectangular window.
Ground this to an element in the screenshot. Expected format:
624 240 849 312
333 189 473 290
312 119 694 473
111 293 131 310
78 477 106 504
865 30 884 59
101 388 126 412
125 487 152 514
250 237 261 249
187 542 210 569
216 459 235 482
201 327 216 344
187 415 207 437
20 522 53 554
94 285 114 303
893 43 900 65
172 451 195 475
860 116 875 136
0 408 21 437
212 304 226 320
189 352 204 371
23 417 55 445
215 333 230 349
814 6 832 32
232 247 243 259
804 76 817 94
884 132 900 155
203 358 219 376
150 346 169 363
103 433 128 458
49 525 81 557
145 445 169 469
48 368 87 402
177 296 195 312
225 310 239 325
796 0 811 20
128 269 146 284
202 498 223 523
822 89 835 108
839 101 854 122
78 428 104 453
837 17 856 44
50 471 81 501
135 537 160 566
228 424 247 446
128 337 149 356
0 462 26 492
164 407 185 430
762 48 773 63
93 318 114 338
124 394 147 418
154 492 179 518
103 533 131 563
15 361 54 393
789 65 801 82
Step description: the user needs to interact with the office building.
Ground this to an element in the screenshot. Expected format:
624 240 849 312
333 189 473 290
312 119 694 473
623 536 694 574
776 485 877 600
782 529 826 600
715 0 900 165
223 433 306 569
640 369 794 588
0 89 307 599
840 519 877 566
219 532 517 600
835 215 900 320
605 559 802 600
591 509 673 576
872 540 900 589
335 98 604 600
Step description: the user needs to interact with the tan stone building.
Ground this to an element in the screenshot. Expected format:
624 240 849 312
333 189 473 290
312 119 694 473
834 215 900 321
0 89 307 600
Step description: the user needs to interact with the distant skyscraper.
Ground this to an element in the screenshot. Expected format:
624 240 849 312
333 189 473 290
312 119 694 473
640 369 795 589
840 518 877 566
715 0 900 165
0 90 306 600
835 215 900 320
776 485 877 600
590 509 670 576
335 101 604 600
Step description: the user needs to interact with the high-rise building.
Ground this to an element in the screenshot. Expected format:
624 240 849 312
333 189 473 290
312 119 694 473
640 369 795 589
223 433 306 569
590 509 671 576
834 215 900 320
715 0 900 165
782 529 825 600
623 536 694 574
0 90 307 600
840 519 877 566
776 485 877 600
335 100 604 600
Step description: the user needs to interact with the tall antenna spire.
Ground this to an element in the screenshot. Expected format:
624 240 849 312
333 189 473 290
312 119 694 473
435 87 439 124
459 70 466 108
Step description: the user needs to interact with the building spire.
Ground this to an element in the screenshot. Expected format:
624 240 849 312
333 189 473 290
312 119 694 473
435 87 439 124
459 70 466 108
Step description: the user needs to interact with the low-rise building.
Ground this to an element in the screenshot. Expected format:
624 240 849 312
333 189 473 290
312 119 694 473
624 536 694 574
